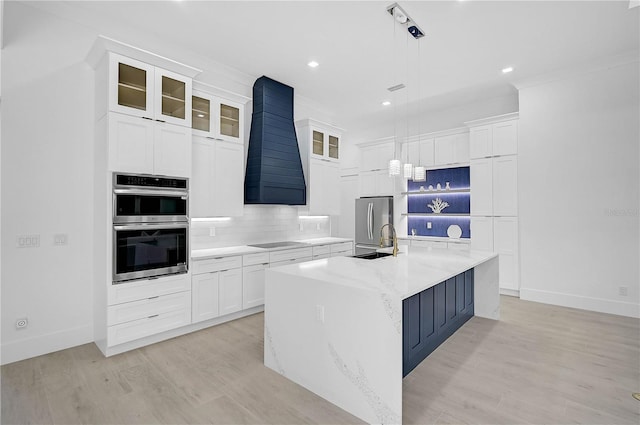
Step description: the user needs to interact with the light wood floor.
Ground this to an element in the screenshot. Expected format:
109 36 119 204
2 296 639 424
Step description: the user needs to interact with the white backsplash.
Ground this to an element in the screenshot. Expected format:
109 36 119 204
191 205 331 249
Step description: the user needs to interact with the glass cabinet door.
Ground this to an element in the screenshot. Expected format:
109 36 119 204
192 95 211 133
328 135 339 159
161 76 186 120
110 53 154 119
118 63 147 111
219 102 240 139
313 130 325 156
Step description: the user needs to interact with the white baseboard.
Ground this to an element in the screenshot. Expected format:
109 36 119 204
520 288 640 318
499 288 520 297
1 324 94 366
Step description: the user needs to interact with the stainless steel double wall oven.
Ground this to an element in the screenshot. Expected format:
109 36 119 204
112 173 189 283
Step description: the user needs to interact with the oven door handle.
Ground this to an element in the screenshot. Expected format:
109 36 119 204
114 188 188 198
114 222 188 231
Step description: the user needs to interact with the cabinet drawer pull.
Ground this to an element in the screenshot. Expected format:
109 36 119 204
262 263 269 266
148 314 159 319
156 119 165 123
148 296 159 300
142 116 153 120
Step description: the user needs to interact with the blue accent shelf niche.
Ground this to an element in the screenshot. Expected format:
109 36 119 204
405 166 470 239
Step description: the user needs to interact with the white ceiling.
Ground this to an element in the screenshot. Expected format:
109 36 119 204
18 0 640 139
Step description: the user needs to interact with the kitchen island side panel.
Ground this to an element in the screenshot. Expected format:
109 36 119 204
264 269 403 425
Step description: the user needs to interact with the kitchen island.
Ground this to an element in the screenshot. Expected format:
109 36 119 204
264 246 499 425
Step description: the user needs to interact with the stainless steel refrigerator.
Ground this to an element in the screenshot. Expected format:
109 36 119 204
355 196 394 256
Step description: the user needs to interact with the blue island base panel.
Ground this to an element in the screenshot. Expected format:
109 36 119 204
402 269 474 377
407 216 470 238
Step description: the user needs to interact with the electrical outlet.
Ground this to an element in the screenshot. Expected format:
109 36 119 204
619 286 628 296
17 234 40 248
427 222 432 229
16 318 28 329
54 234 68 245
209 227 216 237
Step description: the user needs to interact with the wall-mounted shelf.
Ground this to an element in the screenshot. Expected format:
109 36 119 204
402 189 470 195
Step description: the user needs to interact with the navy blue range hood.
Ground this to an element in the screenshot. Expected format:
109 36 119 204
244 76 306 205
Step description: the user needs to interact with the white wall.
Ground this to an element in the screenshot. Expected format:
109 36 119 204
518 59 640 317
1 1 96 364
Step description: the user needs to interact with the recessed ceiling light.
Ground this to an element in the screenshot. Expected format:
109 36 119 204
502 66 514 74
308 61 319 68
382 101 391 106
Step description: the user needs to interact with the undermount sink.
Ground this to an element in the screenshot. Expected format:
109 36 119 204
352 252 394 260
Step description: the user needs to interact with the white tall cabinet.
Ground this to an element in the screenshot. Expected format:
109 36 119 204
296 119 343 216
190 82 248 218
358 141 396 197
467 113 520 295
87 36 201 356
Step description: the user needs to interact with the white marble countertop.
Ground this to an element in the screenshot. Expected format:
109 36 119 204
268 245 497 300
191 237 354 260
398 235 471 244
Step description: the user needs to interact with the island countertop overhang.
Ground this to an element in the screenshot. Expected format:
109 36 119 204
266 246 498 300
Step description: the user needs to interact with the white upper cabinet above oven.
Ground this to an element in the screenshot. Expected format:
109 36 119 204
109 53 193 127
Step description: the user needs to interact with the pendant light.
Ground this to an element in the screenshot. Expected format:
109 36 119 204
388 7 401 177
413 35 426 182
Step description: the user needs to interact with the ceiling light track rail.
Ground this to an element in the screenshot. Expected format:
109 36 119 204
386 3 425 39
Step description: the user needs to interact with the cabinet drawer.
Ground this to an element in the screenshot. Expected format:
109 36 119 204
243 252 270 266
269 247 313 263
270 257 313 268
411 240 448 249
331 249 353 258
108 291 190 326
192 255 242 274
330 242 353 254
312 245 331 256
447 242 470 251
107 307 191 347
108 273 190 306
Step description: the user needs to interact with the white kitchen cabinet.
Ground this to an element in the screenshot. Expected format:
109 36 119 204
359 169 395 197
470 158 493 216
469 125 492 159
218 268 243 316
243 263 268 309
402 138 435 168
108 112 190 177
191 136 244 217
330 241 353 256
153 121 191 177
191 273 220 323
216 98 245 143
469 119 517 159
470 216 494 251
360 142 395 171
308 158 340 215
312 244 331 259
493 155 518 216
434 133 469 166
108 112 154 174
494 217 519 292
492 120 518 156
109 53 192 127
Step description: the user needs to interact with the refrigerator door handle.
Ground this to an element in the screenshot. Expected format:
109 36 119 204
368 202 373 240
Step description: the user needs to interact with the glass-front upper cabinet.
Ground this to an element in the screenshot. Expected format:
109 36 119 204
110 54 154 119
217 99 244 143
310 127 340 161
313 131 325 156
328 135 339 160
191 93 245 142
154 68 192 127
109 53 192 127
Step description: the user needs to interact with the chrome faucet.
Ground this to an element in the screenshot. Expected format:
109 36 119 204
379 223 399 257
